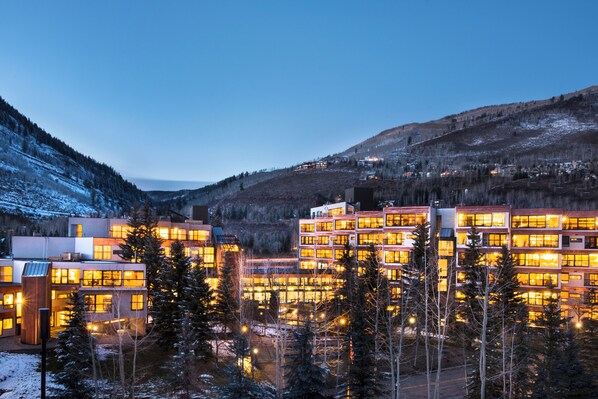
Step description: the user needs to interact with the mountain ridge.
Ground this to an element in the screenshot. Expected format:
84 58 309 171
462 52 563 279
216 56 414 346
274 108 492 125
0 96 146 218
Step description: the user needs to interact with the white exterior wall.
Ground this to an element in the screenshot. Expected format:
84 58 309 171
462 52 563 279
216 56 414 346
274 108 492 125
437 208 456 229
74 238 95 259
13 237 75 259
12 237 95 260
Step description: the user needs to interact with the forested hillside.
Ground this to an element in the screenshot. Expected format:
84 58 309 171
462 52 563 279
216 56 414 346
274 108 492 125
153 86 598 255
0 97 146 219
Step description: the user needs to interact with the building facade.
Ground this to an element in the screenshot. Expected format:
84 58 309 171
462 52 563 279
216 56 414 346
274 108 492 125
0 212 238 342
298 203 598 323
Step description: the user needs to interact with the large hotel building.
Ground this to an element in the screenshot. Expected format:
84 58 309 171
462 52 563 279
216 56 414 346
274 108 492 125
298 201 598 323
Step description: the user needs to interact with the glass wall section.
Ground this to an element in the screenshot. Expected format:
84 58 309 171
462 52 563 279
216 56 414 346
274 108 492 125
85 294 113 312
332 235 349 245
483 233 508 247
123 271 144 287
513 253 558 267
357 217 383 229
385 250 410 264
316 222 333 231
512 234 559 248
82 270 122 287
110 225 131 238
300 223 315 232
358 233 384 245
385 233 403 245
458 212 506 227
300 236 315 245
563 217 597 230
94 245 112 260
386 213 427 227
0 266 12 283
335 220 355 230
52 269 80 285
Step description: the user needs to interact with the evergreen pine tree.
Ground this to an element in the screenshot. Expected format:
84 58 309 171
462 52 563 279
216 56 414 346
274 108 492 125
348 278 380 398
531 291 569 398
184 262 214 357
580 288 598 388
216 251 240 334
552 328 596 398
154 240 191 348
119 206 146 262
220 334 274 399
119 203 165 304
284 321 329 399
53 291 96 399
492 246 534 398
167 313 197 399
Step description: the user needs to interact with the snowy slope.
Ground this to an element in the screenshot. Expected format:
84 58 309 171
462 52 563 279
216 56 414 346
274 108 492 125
0 98 146 218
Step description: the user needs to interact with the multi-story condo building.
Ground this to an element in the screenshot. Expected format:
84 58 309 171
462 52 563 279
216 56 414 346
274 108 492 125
0 236 147 344
0 208 239 343
299 203 598 323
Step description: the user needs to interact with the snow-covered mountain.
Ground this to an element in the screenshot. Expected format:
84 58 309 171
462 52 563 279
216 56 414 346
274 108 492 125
0 97 145 218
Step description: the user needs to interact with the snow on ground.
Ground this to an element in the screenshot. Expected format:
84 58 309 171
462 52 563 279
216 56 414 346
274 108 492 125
0 352 57 399
516 113 597 149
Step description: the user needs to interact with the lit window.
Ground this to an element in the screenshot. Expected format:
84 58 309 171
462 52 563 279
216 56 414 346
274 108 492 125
332 235 349 245
131 294 144 311
357 217 383 229
563 217 597 230
124 271 144 287
52 269 80 285
2 318 13 330
386 213 427 227
316 222 333 231
316 249 332 259
438 240 454 257
335 220 356 230
170 228 186 240
85 294 113 313
317 236 330 245
189 230 209 241
385 233 403 245
0 266 12 283
158 227 169 240
82 270 122 286
385 250 409 264
358 233 384 245
300 223 315 233
3 294 14 309
110 225 131 238
93 245 112 260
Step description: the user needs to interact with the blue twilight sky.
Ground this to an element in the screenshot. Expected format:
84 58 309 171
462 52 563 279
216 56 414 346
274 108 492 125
0 1 597 190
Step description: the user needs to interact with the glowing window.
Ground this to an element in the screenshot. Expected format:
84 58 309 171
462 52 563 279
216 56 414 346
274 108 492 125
131 294 144 311
300 248 314 257
0 266 12 283
124 271 144 287
93 245 112 260
438 240 454 257
357 217 383 229
332 235 349 245
85 294 113 313
300 223 315 232
2 318 13 330
52 269 80 285
334 220 355 230
385 250 409 264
